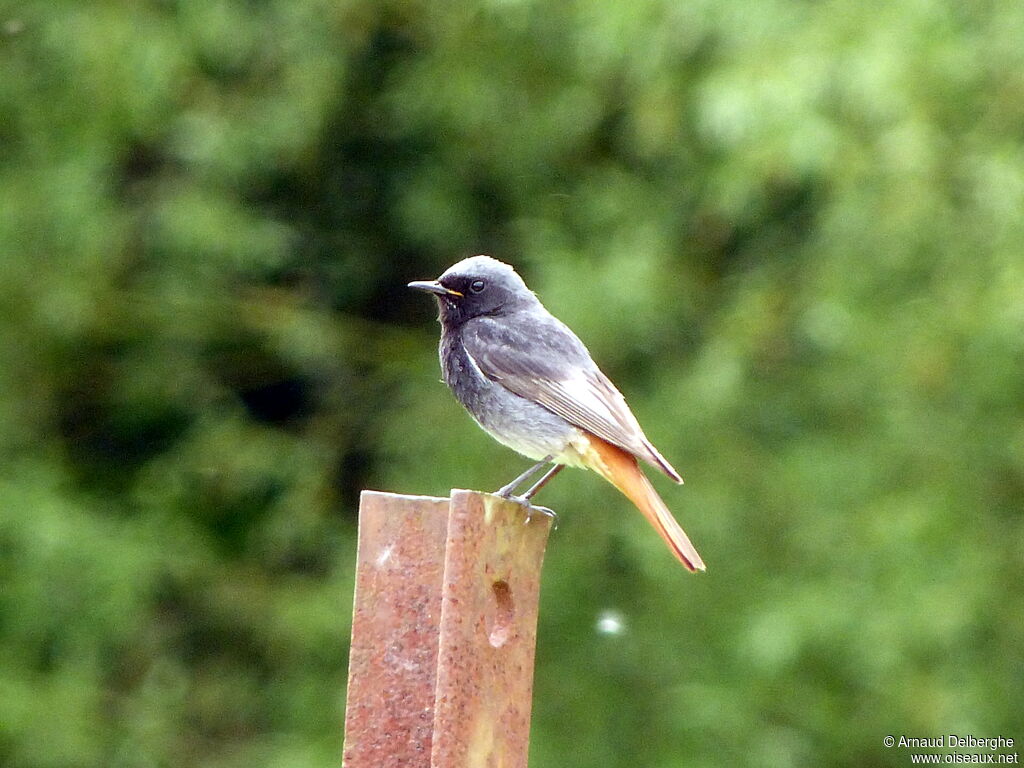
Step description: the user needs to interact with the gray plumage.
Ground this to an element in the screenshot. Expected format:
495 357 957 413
411 255 682 482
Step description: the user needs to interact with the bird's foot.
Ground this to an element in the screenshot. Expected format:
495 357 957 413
526 505 558 529
496 493 559 529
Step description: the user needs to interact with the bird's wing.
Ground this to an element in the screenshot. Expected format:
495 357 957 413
462 313 682 482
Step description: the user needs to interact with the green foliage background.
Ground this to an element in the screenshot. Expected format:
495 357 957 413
2 1 1021 766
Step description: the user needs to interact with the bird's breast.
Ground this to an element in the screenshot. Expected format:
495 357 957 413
438 329 577 462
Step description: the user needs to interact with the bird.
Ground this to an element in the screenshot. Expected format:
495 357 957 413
408 255 705 572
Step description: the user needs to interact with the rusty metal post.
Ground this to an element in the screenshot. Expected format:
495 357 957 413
342 489 553 768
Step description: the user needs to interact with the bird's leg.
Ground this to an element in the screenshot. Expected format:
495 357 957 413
521 463 564 501
516 463 564 526
495 455 553 498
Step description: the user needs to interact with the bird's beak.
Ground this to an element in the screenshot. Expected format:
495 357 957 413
408 280 463 297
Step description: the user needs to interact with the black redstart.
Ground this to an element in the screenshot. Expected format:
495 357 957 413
409 255 705 572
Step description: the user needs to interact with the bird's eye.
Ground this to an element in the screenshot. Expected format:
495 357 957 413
469 279 486 293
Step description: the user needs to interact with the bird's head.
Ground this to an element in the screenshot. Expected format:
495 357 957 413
408 255 538 325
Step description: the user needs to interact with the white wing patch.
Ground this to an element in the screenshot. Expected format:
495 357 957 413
540 371 683 483
548 372 639 436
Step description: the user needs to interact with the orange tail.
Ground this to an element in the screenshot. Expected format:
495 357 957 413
584 435 706 572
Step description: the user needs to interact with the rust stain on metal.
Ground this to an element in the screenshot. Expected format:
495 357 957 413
342 490 553 768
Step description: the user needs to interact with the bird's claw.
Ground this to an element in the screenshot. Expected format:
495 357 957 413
495 492 559 529
526 505 558 529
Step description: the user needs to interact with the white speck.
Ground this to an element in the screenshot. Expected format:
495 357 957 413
376 544 394 568
595 610 626 636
